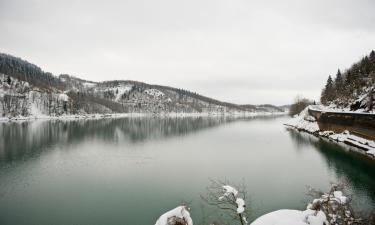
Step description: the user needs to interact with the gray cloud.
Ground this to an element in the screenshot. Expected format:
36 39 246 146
1 0 374 105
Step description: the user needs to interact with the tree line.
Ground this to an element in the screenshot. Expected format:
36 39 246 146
321 50 375 107
0 53 65 90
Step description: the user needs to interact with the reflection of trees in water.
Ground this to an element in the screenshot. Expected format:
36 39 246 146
287 129 375 214
0 120 70 164
0 116 254 164
286 128 318 149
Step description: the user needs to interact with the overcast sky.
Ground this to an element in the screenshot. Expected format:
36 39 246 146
0 0 374 105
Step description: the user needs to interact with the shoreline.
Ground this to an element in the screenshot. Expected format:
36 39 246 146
0 111 287 123
284 107 375 159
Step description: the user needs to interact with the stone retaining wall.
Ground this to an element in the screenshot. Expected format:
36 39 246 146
308 108 375 140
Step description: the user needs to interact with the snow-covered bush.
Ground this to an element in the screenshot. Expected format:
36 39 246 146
307 183 363 225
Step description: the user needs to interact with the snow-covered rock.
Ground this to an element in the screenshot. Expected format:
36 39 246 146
321 130 375 157
302 209 328 225
154 206 193 225
251 210 307 225
250 209 328 225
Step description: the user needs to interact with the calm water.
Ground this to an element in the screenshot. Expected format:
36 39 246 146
0 116 374 225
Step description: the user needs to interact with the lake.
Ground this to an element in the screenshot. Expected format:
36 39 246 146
0 116 374 225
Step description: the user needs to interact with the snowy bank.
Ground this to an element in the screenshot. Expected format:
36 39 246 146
285 107 320 133
285 107 375 158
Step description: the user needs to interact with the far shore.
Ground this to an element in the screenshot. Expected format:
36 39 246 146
0 111 288 123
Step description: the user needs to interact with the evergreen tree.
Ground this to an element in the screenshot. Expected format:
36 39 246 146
334 69 343 98
344 71 356 95
6 75 11 85
325 75 333 93
321 75 334 104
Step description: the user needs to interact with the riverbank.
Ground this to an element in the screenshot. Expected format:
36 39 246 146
0 111 287 123
308 105 375 140
285 107 375 158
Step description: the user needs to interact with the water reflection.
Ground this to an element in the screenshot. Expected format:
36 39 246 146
0 116 264 164
287 129 375 215
0 116 374 225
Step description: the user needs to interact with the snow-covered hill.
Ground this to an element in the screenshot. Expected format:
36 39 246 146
0 53 285 118
320 50 375 113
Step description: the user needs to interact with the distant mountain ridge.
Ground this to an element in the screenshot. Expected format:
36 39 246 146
0 53 285 118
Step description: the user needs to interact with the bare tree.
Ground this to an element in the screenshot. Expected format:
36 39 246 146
367 87 374 112
289 95 313 116
201 179 249 225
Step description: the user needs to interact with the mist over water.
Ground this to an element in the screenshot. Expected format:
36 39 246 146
0 116 374 225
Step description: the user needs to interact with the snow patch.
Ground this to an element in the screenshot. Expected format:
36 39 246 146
30 103 45 117
114 85 133 101
145 88 165 97
83 82 96 88
59 93 69 101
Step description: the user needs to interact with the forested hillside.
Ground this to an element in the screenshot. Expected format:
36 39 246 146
0 53 284 118
320 50 375 112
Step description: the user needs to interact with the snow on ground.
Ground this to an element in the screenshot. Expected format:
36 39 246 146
144 88 165 97
310 104 375 115
154 206 193 225
250 209 328 225
285 108 320 133
59 93 69 101
29 102 45 117
114 85 133 101
285 106 375 158
82 82 97 88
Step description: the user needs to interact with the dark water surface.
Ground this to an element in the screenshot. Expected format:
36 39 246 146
0 116 374 225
